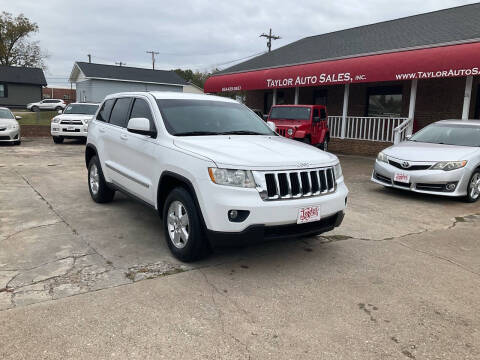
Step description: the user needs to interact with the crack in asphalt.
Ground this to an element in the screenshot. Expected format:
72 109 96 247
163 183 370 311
397 241 480 277
0 221 64 242
198 268 253 358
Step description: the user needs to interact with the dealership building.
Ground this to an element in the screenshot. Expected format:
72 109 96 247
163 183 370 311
204 4 480 154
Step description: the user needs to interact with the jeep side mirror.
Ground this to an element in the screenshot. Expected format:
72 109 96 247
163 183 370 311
266 121 276 132
127 117 157 137
57 109 63 114
15 115 22 120
405 134 412 140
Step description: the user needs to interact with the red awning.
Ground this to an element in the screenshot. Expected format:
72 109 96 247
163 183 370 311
204 42 480 93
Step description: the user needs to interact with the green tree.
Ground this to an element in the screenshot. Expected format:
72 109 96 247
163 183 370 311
173 68 210 89
0 12 47 68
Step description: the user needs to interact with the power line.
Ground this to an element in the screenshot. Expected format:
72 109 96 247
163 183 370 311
260 28 281 52
146 50 159 70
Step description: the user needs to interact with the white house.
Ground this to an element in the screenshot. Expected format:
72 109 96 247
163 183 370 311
69 62 188 103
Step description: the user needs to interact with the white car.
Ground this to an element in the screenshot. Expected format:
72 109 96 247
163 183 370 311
85 92 348 261
0 107 21 145
372 120 480 202
27 99 66 112
51 103 99 143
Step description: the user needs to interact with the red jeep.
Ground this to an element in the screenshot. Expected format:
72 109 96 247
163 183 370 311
267 105 330 150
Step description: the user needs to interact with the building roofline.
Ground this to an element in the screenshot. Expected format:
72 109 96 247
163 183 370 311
214 38 480 76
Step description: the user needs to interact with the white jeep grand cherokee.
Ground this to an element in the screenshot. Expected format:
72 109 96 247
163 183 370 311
86 92 348 261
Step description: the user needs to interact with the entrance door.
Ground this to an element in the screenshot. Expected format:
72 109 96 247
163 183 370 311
313 89 327 105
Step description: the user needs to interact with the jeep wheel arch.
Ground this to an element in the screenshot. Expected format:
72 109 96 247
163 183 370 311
85 144 98 168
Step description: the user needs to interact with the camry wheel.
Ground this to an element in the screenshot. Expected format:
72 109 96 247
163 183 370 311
163 187 210 262
31 106 39 112
88 155 115 203
465 171 480 203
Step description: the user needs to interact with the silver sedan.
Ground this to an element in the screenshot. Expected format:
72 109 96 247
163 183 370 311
0 107 21 145
372 120 480 202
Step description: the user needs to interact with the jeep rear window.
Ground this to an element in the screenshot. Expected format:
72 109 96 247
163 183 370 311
270 107 311 120
156 99 275 136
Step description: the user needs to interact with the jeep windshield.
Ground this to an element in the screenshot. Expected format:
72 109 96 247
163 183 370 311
409 123 480 147
63 104 99 115
270 106 311 121
156 99 275 136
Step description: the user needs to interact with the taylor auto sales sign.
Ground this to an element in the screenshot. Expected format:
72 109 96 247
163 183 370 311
204 42 480 93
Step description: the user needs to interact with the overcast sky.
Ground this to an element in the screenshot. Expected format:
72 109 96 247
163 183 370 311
3 0 476 86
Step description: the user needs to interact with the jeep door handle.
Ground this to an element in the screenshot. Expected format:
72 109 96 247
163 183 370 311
120 134 128 140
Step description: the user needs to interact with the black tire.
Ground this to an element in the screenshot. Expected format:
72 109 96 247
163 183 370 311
14 140 21 146
162 187 210 262
319 138 328 151
31 106 39 112
88 155 115 203
464 170 480 203
53 136 64 144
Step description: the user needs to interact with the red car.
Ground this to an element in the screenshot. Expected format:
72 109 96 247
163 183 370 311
267 105 330 150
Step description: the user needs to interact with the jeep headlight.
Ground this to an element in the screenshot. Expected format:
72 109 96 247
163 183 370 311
334 162 343 180
52 117 61 123
287 128 294 136
430 160 467 171
208 168 256 188
377 151 388 163
7 123 19 129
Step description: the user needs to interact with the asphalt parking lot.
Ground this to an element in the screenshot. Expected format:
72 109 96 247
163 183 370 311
1 138 479 359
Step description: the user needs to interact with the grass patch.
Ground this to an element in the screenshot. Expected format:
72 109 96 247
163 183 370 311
13 110 56 126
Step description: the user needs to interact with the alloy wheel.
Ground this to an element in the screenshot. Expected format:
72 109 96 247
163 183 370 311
89 163 99 195
470 173 480 200
167 200 190 248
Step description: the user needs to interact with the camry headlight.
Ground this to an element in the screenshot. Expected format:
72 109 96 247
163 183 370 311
208 168 256 188
430 161 467 171
377 151 388 163
52 117 61 123
334 162 343 180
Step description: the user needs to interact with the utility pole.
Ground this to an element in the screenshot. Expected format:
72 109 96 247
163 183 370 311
87 54 91 63
260 28 281 52
146 50 159 70
115 61 126 66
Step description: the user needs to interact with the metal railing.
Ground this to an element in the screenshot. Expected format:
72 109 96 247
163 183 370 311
328 116 411 143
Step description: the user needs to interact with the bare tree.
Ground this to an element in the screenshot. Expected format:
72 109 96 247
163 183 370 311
0 12 47 68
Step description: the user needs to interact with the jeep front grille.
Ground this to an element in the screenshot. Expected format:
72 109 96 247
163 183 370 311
253 167 336 201
277 128 286 136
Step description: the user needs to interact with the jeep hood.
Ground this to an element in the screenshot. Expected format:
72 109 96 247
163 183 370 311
173 135 338 169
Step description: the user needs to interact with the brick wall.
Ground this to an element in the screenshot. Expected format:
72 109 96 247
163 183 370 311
329 138 390 157
20 125 50 137
42 87 76 104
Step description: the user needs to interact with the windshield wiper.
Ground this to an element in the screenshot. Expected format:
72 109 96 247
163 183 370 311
175 131 221 136
218 130 266 135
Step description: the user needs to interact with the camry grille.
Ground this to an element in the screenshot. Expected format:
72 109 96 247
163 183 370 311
254 167 336 201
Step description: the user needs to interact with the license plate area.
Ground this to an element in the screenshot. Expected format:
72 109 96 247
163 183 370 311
394 173 410 183
297 206 321 224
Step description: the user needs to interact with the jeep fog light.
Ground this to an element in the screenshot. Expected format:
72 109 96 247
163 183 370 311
228 210 250 222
